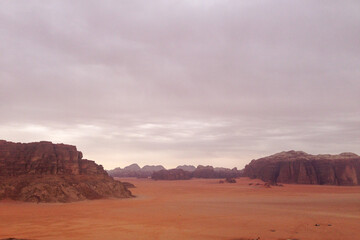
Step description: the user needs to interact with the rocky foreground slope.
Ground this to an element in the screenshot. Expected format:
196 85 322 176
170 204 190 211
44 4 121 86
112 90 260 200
0 140 132 202
243 151 360 185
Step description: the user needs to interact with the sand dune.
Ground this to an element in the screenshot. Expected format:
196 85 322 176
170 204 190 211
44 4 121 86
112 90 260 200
1 178 360 240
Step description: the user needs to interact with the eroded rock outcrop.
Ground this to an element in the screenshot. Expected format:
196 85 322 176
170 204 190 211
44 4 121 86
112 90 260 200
0 140 132 202
243 151 360 185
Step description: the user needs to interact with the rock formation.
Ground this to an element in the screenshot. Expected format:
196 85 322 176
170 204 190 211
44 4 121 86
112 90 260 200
192 165 217 178
107 164 165 178
0 140 132 202
193 165 241 178
151 165 242 180
176 165 196 172
225 177 236 183
151 169 192 180
243 151 360 185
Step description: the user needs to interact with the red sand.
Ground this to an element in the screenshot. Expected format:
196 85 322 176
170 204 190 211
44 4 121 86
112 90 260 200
1 177 360 240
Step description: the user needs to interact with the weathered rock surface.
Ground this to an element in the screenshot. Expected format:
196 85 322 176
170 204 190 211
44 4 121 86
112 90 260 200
243 151 360 185
152 169 192 180
0 140 132 202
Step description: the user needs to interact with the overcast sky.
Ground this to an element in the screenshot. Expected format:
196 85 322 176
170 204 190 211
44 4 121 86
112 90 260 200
1 0 359 169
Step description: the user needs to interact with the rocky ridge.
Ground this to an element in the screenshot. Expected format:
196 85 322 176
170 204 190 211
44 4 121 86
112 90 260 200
243 150 360 185
0 140 132 202
150 165 242 180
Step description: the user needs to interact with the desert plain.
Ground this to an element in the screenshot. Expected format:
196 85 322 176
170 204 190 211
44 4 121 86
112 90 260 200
0 178 359 240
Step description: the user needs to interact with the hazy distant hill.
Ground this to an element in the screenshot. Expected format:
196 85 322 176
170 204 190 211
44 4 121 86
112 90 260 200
150 165 242 180
176 165 196 172
107 164 166 178
108 164 242 179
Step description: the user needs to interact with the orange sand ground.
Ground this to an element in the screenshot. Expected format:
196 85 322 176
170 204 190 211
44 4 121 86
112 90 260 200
0 178 360 240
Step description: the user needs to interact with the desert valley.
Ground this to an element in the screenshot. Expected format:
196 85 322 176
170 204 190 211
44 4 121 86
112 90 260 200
1 178 360 240
1 1 359 239
1 140 360 240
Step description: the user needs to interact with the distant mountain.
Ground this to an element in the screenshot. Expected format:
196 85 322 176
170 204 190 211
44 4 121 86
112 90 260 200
142 165 166 172
151 165 242 180
107 164 166 178
152 169 192 180
176 165 196 172
108 163 242 179
193 165 241 179
123 164 141 171
243 150 360 185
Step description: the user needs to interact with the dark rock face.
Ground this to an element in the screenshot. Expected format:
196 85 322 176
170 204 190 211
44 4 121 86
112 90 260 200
151 166 242 180
176 165 196 172
193 165 241 179
151 169 192 180
243 151 360 185
0 140 132 202
141 165 166 172
107 164 165 178
0 140 104 176
193 165 217 178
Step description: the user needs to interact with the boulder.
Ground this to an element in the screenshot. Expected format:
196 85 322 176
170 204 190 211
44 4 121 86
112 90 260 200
225 177 236 183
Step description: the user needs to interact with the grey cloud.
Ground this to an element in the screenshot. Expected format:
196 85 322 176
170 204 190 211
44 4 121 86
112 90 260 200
0 0 359 169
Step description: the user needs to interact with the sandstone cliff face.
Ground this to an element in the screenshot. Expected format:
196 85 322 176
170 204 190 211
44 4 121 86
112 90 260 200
0 140 132 202
243 151 360 185
0 140 105 176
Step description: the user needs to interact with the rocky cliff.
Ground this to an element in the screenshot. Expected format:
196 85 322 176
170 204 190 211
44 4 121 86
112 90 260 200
243 151 360 185
0 140 132 202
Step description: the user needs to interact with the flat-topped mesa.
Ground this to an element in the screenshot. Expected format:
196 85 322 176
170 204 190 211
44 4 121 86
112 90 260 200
243 151 360 186
0 140 106 176
0 140 132 202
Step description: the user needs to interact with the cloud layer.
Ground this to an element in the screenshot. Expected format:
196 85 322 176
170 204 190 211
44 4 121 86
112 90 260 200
1 0 359 169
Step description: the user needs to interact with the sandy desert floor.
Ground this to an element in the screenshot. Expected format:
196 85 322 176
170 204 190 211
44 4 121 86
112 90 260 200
0 178 360 240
